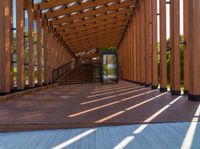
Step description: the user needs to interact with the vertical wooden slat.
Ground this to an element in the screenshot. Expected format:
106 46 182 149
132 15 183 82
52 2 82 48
130 20 134 81
188 0 200 101
151 0 158 89
159 0 167 91
36 13 43 86
183 0 189 94
140 0 146 84
43 26 49 84
133 14 137 82
16 0 25 90
28 0 35 88
10 0 14 89
171 0 180 95
145 0 152 86
136 6 141 83
0 0 11 93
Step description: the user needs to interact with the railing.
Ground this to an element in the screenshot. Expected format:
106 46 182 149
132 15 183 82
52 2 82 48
52 61 75 83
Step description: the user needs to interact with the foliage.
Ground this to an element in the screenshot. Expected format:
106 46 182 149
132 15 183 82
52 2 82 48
13 32 38 81
102 47 117 52
157 35 185 85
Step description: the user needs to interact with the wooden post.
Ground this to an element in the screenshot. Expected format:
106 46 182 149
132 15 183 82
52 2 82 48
145 0 152 87
43 26 49 85
151 0 158 89
16 0 25 90
10 0 14 89
159 0 167 91
140 0 146 85
133 14 137 82
36 13 43 86
28 0 35 88
0 0 11 94
136 6 141 83
171 0 180 95
188 0 200 101
183 0 189 94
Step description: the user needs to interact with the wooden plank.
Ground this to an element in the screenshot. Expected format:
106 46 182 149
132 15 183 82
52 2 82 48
151 0 158 89
159 0 167 91
183 0 189 93
59 19 128 36
136 6 141 83
145 0 152 86
10 0 14 89
16 0 25 90
43 27 49 85
36 13 43 86
188 0 200 100
0 0 11 93
64 29 123 43
170 0 180 95
36 0 77 10
28 0 35 88
63 25 125 40
140 0 146 84
68 32 121 46
45 0 127 19
133 14 137 82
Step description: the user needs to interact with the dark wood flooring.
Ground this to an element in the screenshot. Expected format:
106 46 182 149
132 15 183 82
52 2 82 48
0 81 199 132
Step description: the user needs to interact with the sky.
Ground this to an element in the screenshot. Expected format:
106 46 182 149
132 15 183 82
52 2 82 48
12 0 184 40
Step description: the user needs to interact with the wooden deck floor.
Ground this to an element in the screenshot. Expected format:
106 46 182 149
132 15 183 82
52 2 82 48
0 81 199 132
0 122 200 149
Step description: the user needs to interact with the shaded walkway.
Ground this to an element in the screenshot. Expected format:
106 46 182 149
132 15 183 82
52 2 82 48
0 81 199 131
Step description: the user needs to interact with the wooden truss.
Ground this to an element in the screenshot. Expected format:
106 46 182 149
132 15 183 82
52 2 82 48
34 0 136 52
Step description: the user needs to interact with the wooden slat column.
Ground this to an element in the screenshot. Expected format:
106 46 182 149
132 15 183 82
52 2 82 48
16 0 25 90
36 13 43 86
170 0 180 95
151 0 158 89
183 0 189 94
28 0 35 88
159 0 167 92
0 0 11 94
133 14 137 82
188 0 200 101
43 27 49 85
140 0 146 85
130 19 134 81
136 6 141 83
10 0 14 89
145 0 152 87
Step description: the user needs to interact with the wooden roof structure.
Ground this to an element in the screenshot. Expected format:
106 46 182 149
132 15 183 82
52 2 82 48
34 0 136 53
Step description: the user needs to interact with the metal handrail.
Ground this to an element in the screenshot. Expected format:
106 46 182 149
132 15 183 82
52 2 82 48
52 61 74 83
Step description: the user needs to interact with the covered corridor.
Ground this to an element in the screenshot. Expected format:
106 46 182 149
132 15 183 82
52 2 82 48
1 0 200 148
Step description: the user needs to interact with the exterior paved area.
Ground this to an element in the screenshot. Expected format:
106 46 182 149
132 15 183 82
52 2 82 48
0 122 200 149
0 81 199 131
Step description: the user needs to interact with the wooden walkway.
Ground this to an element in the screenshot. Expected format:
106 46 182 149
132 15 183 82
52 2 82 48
0 81 199 132
0 122 200 149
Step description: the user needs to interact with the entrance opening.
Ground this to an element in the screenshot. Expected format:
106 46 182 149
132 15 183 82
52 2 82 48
102 51 118 84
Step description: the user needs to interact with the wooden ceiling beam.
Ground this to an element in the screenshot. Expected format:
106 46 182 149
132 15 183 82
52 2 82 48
55 13 130 32
57 18 127 35
59 20 127 36
70 36 120 48
73 42 117 52
63 28 123 43
68 32 121 46
35 0 78 10
50 1 133 26
45 0 123 19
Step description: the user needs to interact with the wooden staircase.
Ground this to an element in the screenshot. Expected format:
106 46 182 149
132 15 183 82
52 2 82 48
57 64 94 85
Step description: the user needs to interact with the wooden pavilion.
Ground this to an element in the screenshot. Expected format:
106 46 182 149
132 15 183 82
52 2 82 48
0 0 200 132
